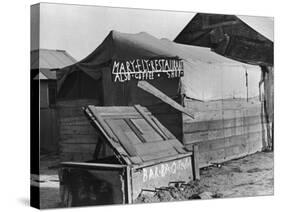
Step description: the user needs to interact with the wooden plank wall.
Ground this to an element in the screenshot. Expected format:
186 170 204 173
57 99 101 162
183 98 267 168
40 108 59 153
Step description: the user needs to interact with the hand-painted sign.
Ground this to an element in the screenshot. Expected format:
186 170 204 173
142 157 190 182
112 58 184 82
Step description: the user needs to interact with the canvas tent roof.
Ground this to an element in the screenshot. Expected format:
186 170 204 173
57 30 186 86
58 30 261 101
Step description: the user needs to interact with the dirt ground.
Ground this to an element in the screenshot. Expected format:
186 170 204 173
38 151 273 208
198 151 273 198
39 154 61 209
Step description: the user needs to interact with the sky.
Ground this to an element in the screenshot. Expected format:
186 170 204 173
33 3 194 60
31 3 274 61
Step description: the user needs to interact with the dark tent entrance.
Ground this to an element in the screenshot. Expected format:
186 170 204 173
57 70 103 102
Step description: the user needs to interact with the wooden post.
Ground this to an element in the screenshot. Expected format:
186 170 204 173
93 139 102 160
246 70 249 102
125 166 133 204
192 144 200 180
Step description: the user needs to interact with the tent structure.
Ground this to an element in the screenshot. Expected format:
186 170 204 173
57 30 265 164
58 30 261 102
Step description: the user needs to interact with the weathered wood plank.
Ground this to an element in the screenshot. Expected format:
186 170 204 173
134 140 177 156
60 152 94 162
185 97 262 112
195 130 264 153
93 106 151 116
60 118 89 126
197 131 264 168
106 120 139 157
60 143 97 153
134 105 168 140
57 99 100 162
86 107 119 142
183 106 262 122
60 136 98 144
138 80 194 118
140 149 179 162
60 125 98 135
183 122 263 144
192 144 200 180
183 115 264 133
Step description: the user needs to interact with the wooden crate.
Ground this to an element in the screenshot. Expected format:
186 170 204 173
59 105 194 206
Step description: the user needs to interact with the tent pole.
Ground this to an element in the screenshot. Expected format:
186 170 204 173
246 70 248 102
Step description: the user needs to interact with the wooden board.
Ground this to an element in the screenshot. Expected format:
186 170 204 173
183 122 262 144
60 136 99 144
106 119 139 157
185 97 262 112
60 152 95 162
138 81 194 118
184 107 262 122
183 115 264 133
134 140 177 156
85 105 191 165
60 143 97 153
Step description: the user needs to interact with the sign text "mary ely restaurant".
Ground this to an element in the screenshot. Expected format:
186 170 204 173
112 58 184 82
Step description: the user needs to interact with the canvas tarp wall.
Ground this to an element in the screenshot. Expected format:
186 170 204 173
176 45 261 101
57 30 261 102
182 62 261 101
